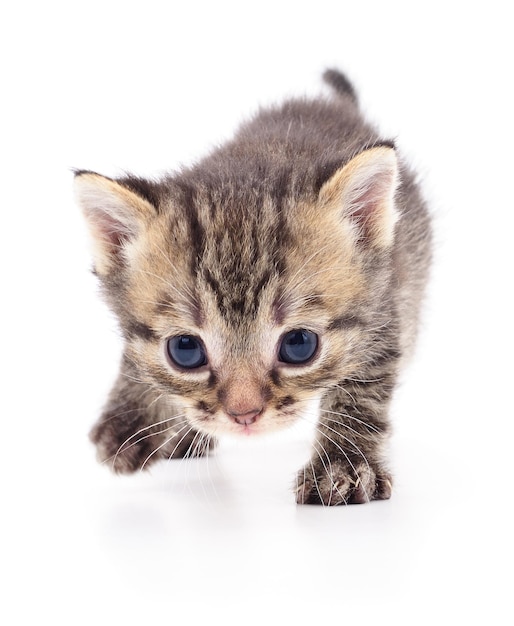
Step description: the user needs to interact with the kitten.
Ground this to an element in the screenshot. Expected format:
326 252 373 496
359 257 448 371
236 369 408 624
75 69 431 505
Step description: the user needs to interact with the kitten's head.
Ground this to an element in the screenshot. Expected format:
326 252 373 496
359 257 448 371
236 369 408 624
75 146 399 436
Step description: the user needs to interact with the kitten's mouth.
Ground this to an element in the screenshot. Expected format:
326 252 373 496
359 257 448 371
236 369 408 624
238 423 259 436
192 405 301 437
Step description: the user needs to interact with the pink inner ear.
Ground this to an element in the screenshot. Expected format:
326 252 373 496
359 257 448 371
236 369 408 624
347 171 392 239
350 186 380 226
89 209 132 252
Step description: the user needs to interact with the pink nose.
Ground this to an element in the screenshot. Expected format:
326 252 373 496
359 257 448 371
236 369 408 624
228 408 262 426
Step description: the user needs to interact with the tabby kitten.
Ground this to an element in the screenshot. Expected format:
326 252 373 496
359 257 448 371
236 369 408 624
75 69 431 505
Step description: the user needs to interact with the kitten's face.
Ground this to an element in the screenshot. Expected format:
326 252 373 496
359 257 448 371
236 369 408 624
76 147 397 437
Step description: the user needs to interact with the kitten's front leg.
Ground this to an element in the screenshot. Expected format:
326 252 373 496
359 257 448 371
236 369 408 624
90 357 213 473
296 376 395 505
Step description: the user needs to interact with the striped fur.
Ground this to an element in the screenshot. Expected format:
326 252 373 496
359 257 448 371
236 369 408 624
75 70 432 504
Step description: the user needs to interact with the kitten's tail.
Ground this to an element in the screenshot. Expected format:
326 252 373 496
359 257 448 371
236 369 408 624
323 69 358 105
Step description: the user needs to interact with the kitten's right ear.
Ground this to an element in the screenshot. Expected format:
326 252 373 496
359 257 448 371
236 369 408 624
74 172 156 275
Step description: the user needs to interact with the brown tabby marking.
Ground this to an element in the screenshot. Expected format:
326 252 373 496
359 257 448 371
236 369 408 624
75 70 431 505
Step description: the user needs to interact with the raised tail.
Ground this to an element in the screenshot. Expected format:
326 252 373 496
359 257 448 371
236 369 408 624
323 69 358 105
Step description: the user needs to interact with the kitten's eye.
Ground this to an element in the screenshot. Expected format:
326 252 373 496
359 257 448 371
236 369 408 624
279 330 318 365
166 335 207 369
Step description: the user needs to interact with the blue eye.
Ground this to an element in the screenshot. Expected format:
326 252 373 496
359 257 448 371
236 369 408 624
167 335 207 369
279 330 318 365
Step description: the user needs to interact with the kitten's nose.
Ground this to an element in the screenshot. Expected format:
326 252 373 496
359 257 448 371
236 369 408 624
228 408 262 426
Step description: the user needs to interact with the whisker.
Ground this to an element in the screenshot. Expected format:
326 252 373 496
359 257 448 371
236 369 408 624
299 463 306 504
316 426 369 501
111 414 187 467
97 386 163 425
300 415 369 499
107 422 188 469
120 372 149 385
114 419 189 462
141 422 194 471
100 406 145 423
315 438 348 506
313 442 333 505
183 430 212 500
184 428 203 459
147 392 166 410
319 408 381 435
318 413 374 441
310 458 324 506
194 433 212 501
164 424 198 464
332 383 357 405
320 419 371 473
295 466 300 502
341 375 384 384
366 321 392 334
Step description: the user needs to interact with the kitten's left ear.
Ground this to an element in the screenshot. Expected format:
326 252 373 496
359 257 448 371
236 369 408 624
74 172 157 275
319 146 400 248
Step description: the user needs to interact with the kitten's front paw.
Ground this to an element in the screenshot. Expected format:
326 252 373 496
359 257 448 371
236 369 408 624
295 459 392 505
90 417 163 474
90 415 216 474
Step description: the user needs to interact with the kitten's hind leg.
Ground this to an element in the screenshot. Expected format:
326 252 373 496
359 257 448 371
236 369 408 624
90 360 215 473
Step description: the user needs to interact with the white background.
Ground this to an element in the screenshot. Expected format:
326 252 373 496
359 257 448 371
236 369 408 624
1 1 513 624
